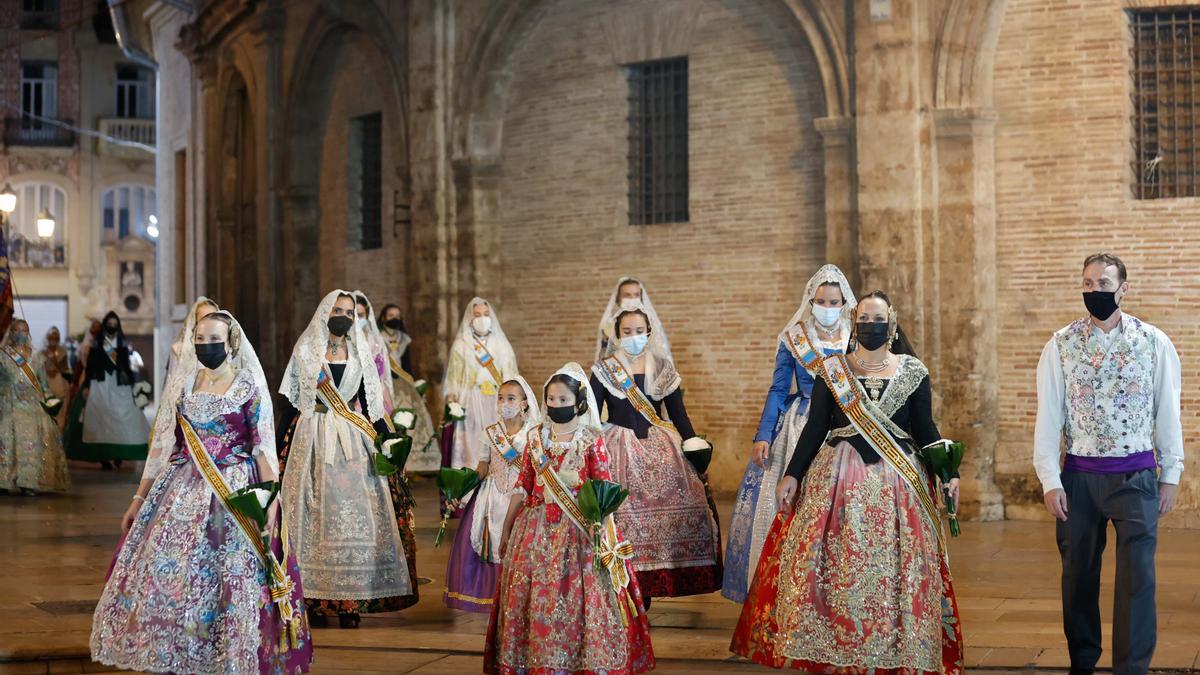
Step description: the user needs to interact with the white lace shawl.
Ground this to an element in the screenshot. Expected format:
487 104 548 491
441 297 518 400
778 264 857 353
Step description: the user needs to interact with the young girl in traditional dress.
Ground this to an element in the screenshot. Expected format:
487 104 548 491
590 306 722 601
0 319 71 494
444 376 540 612
594 277 672 362
374 301 438 472
485 363 654 674
731 291 964 674
441 297 518 469
41 326 71 429
277 291 414 628
723 264 855 602
91 311 311 674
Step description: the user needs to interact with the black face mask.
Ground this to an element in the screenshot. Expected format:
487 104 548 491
327 316 354 337
546 405 577 424
104 324 119 335
1082 291 1119 321
385 318 404 331
856 322 891 351
195 343 228 370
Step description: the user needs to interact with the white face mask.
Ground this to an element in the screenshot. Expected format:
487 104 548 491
472 315 493 336
619 297 641 311
499 401 524 420
811 304 842 328
357 318 370 332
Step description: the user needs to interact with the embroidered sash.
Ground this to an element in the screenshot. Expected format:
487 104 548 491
3 347 45 398
599 355 678 436
388 354 415 384
484 421 522 468
177 411 303 646
316 371 378 443
818 353 946 553
526 427 634 595
471 339 503 394
782 324 824 377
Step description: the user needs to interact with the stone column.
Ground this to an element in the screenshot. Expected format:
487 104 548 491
814 116 858 289
850 0 929 343
932 107 1005 521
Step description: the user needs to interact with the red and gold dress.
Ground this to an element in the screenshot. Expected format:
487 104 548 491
731 355 964 674
485 424 655 675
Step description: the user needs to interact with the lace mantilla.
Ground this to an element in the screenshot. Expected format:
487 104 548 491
828 355 928 440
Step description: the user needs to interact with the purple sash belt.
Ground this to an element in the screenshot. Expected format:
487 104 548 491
1063 450 1157 474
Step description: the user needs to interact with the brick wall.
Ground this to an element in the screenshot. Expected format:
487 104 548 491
485 0 827 492
993 0 1200 526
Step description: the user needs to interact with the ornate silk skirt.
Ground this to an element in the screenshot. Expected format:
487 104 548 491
731 441 964 675
604 424 722 598
723 396 809 602
444 489 498 613
484 504 655 675
91 460 312 674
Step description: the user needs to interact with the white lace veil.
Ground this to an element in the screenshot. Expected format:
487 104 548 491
594 300 682 400
442 297 518 398
595 277 672 362
279 289 386 421
545 362 602 430
143 309 277 480
506 374 542 426
778 264 857 351
354 291 395 410
145 297 217 480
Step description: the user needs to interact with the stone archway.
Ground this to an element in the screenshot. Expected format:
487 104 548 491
280 0 410 347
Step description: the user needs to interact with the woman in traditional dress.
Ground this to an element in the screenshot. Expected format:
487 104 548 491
485 363 654 675
353 292 422 610
277 290 414 628
41 326 71 429
0 319 71 494
74 311 150 467
594 277 672 362
441 297 517 470
731 291 964 674
91 310 312 674
722 264 855 602
444 375 540 612
590 306 722 601
372 301 438 472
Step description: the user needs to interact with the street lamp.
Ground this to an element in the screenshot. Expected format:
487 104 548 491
0 184 15 216
36 209 55 239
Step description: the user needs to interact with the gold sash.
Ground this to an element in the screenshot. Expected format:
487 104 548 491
818 354 946 553
176 411 304 647
3 347 45 398
526 427 634 596
782 324 824 378
316 375 378 442
485 421 522 468
388 354 415 384
471 339 503 395
599 355 678 436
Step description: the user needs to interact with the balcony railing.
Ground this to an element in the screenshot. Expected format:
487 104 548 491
3 116 75 147
98 117 156 157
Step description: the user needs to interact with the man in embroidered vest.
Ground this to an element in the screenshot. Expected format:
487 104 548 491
1033 252 1184 675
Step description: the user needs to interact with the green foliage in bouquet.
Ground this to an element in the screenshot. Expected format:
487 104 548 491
227 480 281 548
918 440 965 537
433 467 481 547
577 479 630 570
373 432 413 477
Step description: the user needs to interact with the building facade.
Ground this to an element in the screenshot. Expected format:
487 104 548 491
1 0 158 360
132 0 1198 526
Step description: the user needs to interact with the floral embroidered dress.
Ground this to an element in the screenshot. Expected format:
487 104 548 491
731 355 963 675
484 424 655 675
91 369 311 674
0 347 70 493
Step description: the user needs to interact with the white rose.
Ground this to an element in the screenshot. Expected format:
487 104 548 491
414 379 428 390
381 437 403 459
44 397 62 407
448 402 466 419
392 409 416 430
556 468 580 489
249 487 273 510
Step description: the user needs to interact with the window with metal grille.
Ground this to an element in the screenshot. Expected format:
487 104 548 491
1130 8 1200 199
348 112 383 250
626 57 689 225
20 0 58 30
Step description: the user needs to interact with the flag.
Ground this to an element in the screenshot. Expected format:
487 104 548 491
0 227 13 342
